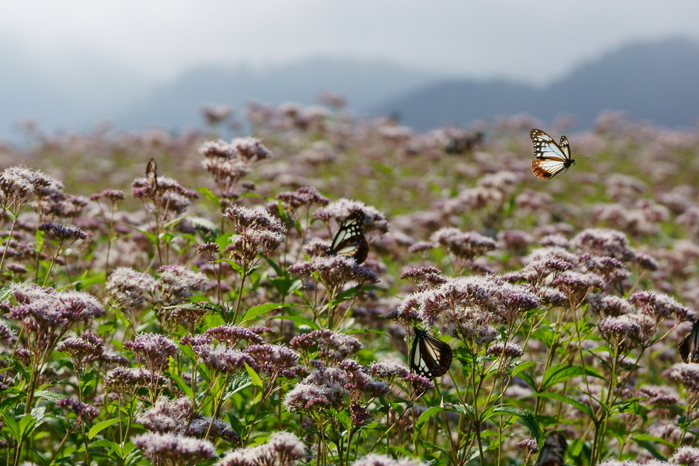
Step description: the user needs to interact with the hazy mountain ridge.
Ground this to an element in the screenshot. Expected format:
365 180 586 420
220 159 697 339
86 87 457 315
1 37 698 140
115 58 443 130
377 37 699 130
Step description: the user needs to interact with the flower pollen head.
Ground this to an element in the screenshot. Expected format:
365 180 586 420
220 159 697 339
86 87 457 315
132 433 216 464
123 333 178 372
430 228 497 261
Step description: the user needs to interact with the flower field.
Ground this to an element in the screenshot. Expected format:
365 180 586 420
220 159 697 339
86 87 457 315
2 102 699 466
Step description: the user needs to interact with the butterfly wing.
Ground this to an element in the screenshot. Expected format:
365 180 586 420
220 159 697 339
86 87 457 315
530 129 574 179
536 432 567 466
679 320 699 363
325 210 369 264
410 328 453 380
146 158 158 190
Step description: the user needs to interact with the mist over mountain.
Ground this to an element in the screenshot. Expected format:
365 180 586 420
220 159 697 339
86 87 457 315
0 34 150 139
376 37 699 130
1 37 698 141
115 58 443 131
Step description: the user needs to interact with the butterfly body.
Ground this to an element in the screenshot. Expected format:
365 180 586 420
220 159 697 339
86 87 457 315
679 320 699 363
530 129 575 179
146 158 158 190
325 210 369 264
409 327 453 380
537 432 567 466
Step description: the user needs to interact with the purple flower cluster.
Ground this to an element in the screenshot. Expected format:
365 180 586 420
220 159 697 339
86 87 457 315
137 396 240 443
106 267 158 312
8 283 104 356
430 228 497 262
217 431 305 466
132 432 216 464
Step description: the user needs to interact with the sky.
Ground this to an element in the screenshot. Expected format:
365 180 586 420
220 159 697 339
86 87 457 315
2 0 699 85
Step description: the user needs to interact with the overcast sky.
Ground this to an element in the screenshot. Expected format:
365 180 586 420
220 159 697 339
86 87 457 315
2 0 699 84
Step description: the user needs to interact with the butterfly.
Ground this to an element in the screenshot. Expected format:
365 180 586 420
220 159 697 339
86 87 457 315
325 210 369 264
679 320 699 363
146 158 158 190
537 432 567 466
445 131 484 155
409 327 453 380
530 129 575 179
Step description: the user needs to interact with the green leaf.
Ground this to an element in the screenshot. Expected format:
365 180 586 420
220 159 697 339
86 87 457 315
531 326 557 348
2 411 20 440
130 226 157 244
492 405 542 442
170 374 194 399
245 363 263 390
220 258 244 277
632 433 674 448
632 435 668 460
516 370 537 391
18 413 37 439
530 392 594 419
35 228 45 251
511 361 537 378
262 254 283 276
36 390 66 403
240 302 293 324
275 315 320 330
542 364 602 389
414 407 445 435
88 419 121 439
196 186 220 204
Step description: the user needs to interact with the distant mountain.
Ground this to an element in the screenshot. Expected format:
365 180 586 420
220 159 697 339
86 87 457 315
115 58 443 131
0 34 150 139
376 37 699 130
2 37 698 141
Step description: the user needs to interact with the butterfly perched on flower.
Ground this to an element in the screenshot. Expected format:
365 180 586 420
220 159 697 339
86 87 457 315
530 129 575 179
146 158 158 190
679 320 699 363
325 210 369 265
537 432 567 466
410 327 453 380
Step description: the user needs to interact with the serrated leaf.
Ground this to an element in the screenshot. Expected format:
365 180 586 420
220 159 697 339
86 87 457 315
88 419 121 439
492 405 542 442
36 390 66 403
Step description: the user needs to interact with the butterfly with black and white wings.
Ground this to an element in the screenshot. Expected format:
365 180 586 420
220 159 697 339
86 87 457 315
325 210 369 265
530 129 575 180
680 320 699 363
536 432 567 466
410 327 453 380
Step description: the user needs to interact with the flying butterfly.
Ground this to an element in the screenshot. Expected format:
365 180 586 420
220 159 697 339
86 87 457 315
325 210 369 265
537 432 567 466
679 320 699 363
146 158 158 191
409 327 453 380
530 129 575 179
